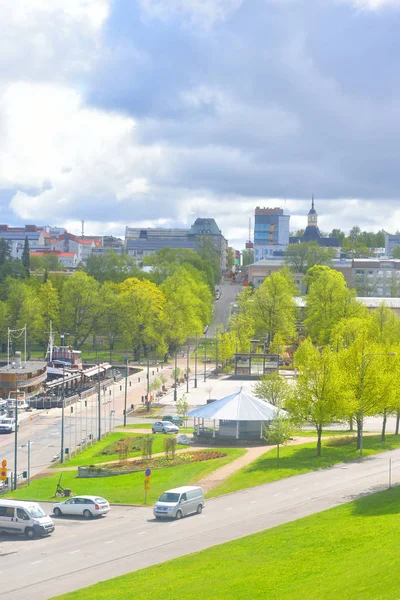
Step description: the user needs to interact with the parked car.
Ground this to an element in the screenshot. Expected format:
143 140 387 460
153 486 205 520
152 421 179 434
53 495 110 519
163 415 183 426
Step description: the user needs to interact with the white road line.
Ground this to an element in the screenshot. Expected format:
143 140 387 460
250 501 256 504
31 561 43 565
70 550 80 554
105 540 114 545
292 488 299 492
226 507 233 511
137 531 147 535
273 493 280 497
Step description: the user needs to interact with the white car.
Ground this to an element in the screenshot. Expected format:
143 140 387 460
152 421 179 434
53 495 110 519
0 418 18 434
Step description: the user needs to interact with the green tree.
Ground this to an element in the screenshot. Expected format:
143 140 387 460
392 246 400 259
85 251 143 284
16 290 45 358
285 242 336 275
227 248 235 270
252 371 290 406
21 236 30 275
118 278 166 359
61 272 101 349
264 406 293 464
176 394 189 426
97 282 122 358
0 239 11 266
288 339 350 456
252 269 296 346
39 280 60 331
241 248 254 267
329 229 346 245
305 267 365 345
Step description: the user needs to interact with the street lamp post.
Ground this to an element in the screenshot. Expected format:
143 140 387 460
360 351 396 457
186 344 190 394
13 377 18 491
194 334 198 388
97 363 101 440
203 333 207 382
60 365 65 463
124 357 128 426
173 352 178 402
147 358 150 410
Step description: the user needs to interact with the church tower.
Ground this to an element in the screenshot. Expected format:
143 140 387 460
307 195 318 227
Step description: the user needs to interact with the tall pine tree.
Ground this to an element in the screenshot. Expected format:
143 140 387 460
22 236 30 276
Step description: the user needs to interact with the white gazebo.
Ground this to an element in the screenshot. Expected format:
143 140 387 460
188 390 282 441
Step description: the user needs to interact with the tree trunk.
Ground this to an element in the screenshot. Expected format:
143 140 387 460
396 411 400 436
356 418 362 450
317 426 322 457
349 416 354 432
381 410 387 442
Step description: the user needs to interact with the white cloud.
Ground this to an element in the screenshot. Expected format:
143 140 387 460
0 82 164 221
139 0 243 26
345 0 400 8
1 0 110 82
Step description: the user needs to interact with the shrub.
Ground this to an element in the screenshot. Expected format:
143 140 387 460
325 436 356 447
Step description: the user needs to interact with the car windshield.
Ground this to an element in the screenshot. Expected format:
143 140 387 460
27 505 46 518
159 493 180 503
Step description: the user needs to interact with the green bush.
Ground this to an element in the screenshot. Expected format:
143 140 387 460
325 436 356 447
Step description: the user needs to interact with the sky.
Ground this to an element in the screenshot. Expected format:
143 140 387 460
1 0 400 249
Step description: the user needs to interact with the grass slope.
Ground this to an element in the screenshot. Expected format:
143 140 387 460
8 448 245 505
52 485 400 600
207 434 400 498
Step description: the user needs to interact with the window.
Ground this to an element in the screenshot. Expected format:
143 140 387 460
180 494 187 502
0 507 14 517
17 508 29 520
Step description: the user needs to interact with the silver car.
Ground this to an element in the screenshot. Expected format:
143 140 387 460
152 421 179 434
53 495 110 519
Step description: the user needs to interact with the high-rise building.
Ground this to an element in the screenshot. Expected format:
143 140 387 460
253 207 290 262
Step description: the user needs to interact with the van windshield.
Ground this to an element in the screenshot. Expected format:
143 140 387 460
159 493 180 503
27 505 46 518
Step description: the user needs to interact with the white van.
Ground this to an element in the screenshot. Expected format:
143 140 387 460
153 486 205 520
0 500 55 538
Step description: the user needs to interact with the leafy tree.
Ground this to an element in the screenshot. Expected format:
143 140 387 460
163 436 177 459
264 406 293 464
288 339 350 456
195 236 220 284
85 251 143 284
253 372 290 406
61 272 101 349
252 269 296 346
241 248 254 267
349 226 361 241
118 278 166 359
21 236 30 275
305 267 365 345
39 280 60 331
285 242 336 275
341 239 374 259
329 229 346 245
176 394 189 426
0 239 11 266
16 290 46 358
227 248 235 270
97 282 122 357
392 246 400 259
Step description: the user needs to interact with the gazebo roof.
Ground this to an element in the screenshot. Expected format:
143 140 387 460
187 390 280 422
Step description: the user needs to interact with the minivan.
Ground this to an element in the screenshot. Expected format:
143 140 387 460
153 486 204 520
0 500 55 538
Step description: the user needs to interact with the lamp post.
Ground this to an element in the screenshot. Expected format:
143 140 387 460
204 332 207 382
147 358 150 409
97 363 101 440
186 344 190 394
173 352 178 402
123 357 128 426
194 334 198 389
13 377 19 491
60 365 65 463
360 351 396 457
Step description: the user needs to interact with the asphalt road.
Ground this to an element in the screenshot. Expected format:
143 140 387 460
207 280 240 337
1 447 400 600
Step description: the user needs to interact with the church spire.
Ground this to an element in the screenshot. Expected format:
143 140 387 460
308 195 317 226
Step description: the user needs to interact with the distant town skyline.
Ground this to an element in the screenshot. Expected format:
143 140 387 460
1 1 400 250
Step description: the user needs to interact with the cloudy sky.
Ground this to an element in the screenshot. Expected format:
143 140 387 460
1 0 400 248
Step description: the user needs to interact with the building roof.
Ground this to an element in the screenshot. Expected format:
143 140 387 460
189 218 221 236
187 390 281 421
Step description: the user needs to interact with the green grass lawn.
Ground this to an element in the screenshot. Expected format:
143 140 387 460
50 485 400 600
54 433 186 469
207 434 400 498
292 428 354 437
118 424 194 433
8 448 245 505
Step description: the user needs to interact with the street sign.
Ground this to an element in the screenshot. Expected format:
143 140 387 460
145 468 151 477
145 477 150 484
0 470 7 481
144 484 150 490
1 460 7 469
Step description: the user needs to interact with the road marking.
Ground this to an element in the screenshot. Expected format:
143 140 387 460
226 507 233 511
250 500 256 504
292 488 299 492
70 550 80 554
273 493 281 497
137 531 147 535
105 540 114 544
31 561 43 565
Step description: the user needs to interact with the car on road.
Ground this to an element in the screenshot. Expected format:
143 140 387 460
0 500 54 538
163 415 183 426
53 495 110 519
0 418 18 434
152 421 179 434
154 486 205 520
